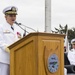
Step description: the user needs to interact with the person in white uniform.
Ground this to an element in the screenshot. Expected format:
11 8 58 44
68 38 75 65
0 6 22 75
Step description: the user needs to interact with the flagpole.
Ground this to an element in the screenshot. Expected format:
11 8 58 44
45 0 51 32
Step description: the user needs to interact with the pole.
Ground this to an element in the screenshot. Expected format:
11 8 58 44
45 0 51 32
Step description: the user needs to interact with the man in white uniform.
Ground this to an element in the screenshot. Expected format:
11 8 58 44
0 6 21 75
68 38 75 65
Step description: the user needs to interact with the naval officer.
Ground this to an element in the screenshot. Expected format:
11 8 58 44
0 6 21 75
68 38 75 65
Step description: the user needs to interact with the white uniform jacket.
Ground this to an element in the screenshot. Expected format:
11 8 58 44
0 22 20 64
68 49 75 65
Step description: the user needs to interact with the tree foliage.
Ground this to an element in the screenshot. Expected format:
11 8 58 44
51 24 75 43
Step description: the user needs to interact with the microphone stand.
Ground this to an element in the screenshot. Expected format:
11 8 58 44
18 23 36 32
14 22 29 37
14 21 36 37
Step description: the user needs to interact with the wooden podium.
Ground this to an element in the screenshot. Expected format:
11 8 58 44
8 32 65 75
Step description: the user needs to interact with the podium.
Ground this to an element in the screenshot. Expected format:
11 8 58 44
8 32 65 75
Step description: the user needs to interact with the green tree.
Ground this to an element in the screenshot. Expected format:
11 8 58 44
52 24 68 34
51 24 75 43
68 28 75 43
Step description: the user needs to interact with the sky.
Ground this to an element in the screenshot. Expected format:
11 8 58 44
0 0 75 34
52 0 75 30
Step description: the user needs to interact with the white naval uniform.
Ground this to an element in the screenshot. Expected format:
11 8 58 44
0 22 20 75
64 68 67 75
68 49 75 65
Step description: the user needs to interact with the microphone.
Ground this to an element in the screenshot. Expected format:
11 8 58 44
14 21 21 25
14 21 36 37
14 21 28 37
14 21 36 32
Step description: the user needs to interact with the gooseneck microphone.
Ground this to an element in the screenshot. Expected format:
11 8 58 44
14 21 36 37
14 21 21 25
14 21 27 37
14 21 36 32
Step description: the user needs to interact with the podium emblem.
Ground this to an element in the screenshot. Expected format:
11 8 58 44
48 54 59 73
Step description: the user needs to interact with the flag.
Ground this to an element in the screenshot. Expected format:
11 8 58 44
64 25 69 52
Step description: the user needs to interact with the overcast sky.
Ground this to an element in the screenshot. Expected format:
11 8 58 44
0 0 75 33
52 0 75 30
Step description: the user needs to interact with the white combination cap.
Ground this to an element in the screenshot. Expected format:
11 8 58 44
71 38 75 44
3 6 18 15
